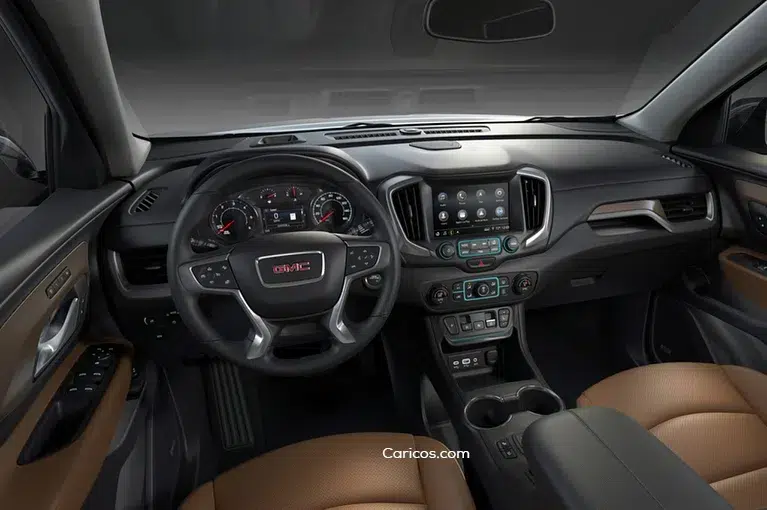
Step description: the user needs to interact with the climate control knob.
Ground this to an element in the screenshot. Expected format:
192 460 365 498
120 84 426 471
475 282 491 297
429 286 449 306
513 274 534 295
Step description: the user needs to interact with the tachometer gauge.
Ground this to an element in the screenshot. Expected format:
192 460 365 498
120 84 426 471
311 191 353 231
284 185 307 200
210 199 257 242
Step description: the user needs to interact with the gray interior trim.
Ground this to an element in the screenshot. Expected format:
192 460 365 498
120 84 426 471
619 1 767 142
30 0 150 176
107 250 171 300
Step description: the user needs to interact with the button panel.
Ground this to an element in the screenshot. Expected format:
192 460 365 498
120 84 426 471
458 237 502 258
192 262 238 289
46 267 72 298
423 272 538 311
441 307 514 346
346 245 381 274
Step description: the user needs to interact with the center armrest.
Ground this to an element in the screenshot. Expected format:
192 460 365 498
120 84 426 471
523 407 733 510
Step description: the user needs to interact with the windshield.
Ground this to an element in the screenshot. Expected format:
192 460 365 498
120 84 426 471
100 0 763 137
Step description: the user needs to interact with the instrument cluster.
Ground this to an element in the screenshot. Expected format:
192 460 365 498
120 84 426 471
208 182 374 243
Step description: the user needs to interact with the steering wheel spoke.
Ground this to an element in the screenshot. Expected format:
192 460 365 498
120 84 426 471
321 238 393 345
177 253 280 359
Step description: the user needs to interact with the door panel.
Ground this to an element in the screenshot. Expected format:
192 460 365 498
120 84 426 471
719 245 767 309
0 242 89 417
0 340 132 510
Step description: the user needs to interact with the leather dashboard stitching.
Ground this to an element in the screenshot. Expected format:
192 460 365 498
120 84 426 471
571 411 667 509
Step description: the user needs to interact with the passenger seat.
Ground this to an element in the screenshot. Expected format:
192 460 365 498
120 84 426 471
578 362 767 510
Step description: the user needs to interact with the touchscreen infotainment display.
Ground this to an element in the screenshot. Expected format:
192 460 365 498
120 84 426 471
432 183 509 237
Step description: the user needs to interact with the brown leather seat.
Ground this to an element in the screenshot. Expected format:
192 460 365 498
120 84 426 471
180 432 476 510
578 362 767 510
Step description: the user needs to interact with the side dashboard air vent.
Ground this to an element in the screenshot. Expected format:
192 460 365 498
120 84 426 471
129 188 166 214
521 176 546 232
660 154 693 168
659 194 708 222
328 131 400 141
421 126 489 135
118 249 168 286
391 183 425 241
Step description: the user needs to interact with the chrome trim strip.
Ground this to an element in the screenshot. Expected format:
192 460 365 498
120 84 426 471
254 250 326 288
587 192 716 233
517 168 553 249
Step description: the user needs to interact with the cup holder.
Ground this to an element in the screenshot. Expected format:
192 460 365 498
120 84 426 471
464 386 564 429
517 386 565 416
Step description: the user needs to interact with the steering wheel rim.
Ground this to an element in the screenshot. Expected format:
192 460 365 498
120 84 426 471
167 153 401 376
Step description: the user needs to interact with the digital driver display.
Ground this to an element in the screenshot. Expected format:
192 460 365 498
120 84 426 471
433 183 510 237
262 206 306 233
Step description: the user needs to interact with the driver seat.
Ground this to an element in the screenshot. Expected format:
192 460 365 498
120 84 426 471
180 432 476 510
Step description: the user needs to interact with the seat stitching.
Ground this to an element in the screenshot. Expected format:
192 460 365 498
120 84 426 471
711 465 767 486
720 366 767 427
571 411 666 509
647 411 757 431
412 435 429 507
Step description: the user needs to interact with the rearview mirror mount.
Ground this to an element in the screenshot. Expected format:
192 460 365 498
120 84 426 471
425 0 555 43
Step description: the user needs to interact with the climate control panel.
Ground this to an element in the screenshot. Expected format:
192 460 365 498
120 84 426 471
424 272 538 311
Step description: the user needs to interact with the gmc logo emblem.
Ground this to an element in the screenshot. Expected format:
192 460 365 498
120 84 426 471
272 261 312 274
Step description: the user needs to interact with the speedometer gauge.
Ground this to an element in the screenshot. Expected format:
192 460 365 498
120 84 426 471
311 191 353 231
210 199 257 242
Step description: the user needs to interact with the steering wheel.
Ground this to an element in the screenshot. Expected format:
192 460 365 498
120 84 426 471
167 153 401 376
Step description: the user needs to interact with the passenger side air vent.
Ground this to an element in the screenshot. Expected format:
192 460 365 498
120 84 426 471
421 126 489 135
660 154 693 168
327 131 400 141
391 183 425 241
659 194 708 222
521 176 546 232
129 188 166 214
119 249 168 285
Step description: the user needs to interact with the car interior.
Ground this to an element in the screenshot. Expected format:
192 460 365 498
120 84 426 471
1 0 767 509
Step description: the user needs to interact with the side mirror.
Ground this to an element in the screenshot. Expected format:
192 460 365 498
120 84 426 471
0 132 45 184
726 97 767 151
425 0 555 43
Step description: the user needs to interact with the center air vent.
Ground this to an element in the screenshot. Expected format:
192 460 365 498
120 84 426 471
521 176 547 232
660 194 708 222
129 188 166 214
391 183 424 241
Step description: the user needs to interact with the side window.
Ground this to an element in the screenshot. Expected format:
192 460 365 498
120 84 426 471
0 25 49 209
726 69 767 155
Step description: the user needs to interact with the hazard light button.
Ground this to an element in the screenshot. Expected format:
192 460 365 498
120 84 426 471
467 257 496 270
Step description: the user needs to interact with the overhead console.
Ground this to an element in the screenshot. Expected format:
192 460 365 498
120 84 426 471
380 167 552 273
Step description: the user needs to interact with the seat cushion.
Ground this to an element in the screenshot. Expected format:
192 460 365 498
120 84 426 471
180 432 475 510
578 362 767 510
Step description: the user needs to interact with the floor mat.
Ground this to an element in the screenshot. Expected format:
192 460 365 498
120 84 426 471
209 346 406 473
526 299 637 407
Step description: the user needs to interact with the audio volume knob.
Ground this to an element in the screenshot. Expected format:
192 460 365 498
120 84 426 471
503 236 520 253
475 282 491 297
429 286 449 306
513 274 534 295
437 242 456 259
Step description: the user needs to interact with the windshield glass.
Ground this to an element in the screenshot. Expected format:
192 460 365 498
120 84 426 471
100 0 762 136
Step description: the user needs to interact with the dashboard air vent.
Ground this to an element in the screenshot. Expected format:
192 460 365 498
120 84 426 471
660 154 693 168
119 249 168 285
421 126 490 135
391 183 424 241
130 188 166 214
521 176 546 232
328 131 400 141
660 194 708 222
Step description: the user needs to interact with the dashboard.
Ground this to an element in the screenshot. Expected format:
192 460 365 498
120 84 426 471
200 180 374 246
104 124 721 327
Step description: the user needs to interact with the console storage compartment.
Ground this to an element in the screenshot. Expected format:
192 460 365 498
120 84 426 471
524 407 732 510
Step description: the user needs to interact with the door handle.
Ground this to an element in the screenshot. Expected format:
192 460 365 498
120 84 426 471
35 296 81 377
